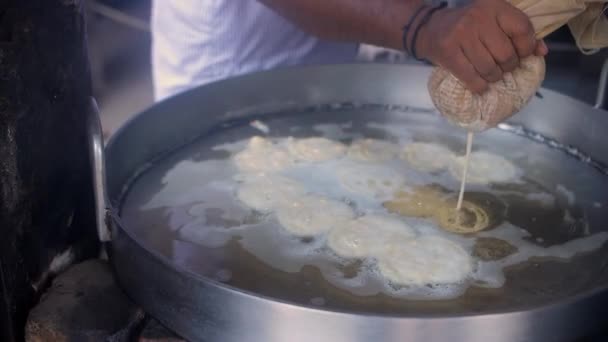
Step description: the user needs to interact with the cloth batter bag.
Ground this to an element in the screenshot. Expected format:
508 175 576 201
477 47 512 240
428 0 608 132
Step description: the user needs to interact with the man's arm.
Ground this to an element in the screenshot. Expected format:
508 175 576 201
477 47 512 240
259 0 548 93
259 0 424 52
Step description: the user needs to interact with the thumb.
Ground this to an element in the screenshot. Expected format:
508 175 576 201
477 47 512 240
534 40 548 56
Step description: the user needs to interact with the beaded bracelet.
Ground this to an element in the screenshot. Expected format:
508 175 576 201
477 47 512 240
411 2 448 63
402 4 430 56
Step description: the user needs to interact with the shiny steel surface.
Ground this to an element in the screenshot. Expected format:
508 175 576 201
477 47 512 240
105 64 608 342
596 58 608 110
86 97 111 242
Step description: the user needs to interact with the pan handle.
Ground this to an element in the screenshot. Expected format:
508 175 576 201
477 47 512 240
86 97 112 242
595 58 608 110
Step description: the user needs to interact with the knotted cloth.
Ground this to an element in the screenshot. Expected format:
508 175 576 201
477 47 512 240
428 0 608 131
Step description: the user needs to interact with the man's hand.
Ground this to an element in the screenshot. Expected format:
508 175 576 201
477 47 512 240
260 0 547 94
416 0 548 94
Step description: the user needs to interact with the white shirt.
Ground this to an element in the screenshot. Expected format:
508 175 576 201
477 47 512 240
152 0 358 101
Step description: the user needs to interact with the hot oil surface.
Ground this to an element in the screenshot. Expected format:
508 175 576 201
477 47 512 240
120 109 608 315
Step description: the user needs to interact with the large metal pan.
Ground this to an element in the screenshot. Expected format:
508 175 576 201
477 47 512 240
88 63 608 342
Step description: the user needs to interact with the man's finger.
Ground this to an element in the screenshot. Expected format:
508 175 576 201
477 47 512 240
511 34 536 58
462 37 503 83
496 10 537 58
447 49 489 94
480 24 519 73
535 39 548 56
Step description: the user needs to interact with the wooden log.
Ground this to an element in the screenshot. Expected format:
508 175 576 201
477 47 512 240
0 1 100 341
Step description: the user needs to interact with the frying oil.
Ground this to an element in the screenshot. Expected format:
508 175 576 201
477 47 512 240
119 111 608 314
